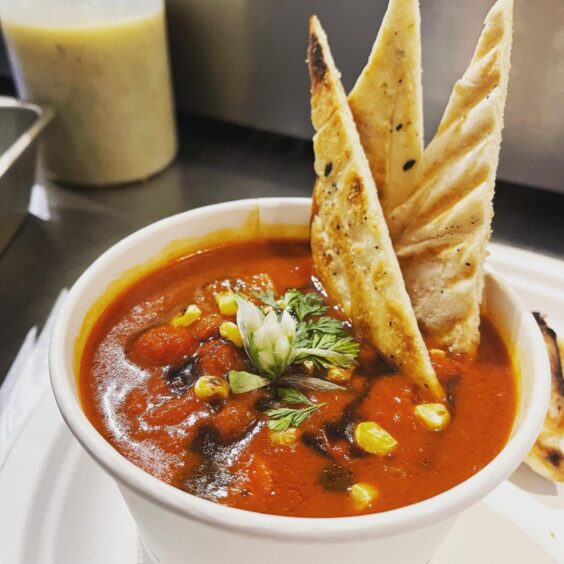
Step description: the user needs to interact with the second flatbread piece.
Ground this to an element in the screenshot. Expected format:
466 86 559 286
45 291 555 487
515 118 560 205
391 0 514 353
348 0 424 231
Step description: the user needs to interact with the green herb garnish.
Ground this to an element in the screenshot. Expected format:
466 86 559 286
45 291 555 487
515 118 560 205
277 387 315 404
255 288 328 322
278 375 345 391
292 332 360 369
265 389 325 431
265 404 325 431
229 371 270 394
301 316 344 335
234 289 359 429
252 288 279 309
282 289 327 321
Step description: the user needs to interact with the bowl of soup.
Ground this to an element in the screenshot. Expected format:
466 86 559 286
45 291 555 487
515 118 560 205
49 198 550 564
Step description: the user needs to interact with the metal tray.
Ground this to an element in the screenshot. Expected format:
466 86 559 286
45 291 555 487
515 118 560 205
0 97 52 254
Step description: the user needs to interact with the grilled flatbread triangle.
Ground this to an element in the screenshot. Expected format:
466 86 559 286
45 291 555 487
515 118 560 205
348 0 423 227
390 0 513 353
307 16 443 399
526 315 564 482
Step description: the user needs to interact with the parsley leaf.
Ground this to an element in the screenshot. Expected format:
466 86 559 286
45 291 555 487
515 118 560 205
265 403 325 431
292 331 360 369
264 388 326 431
252 288 279 309
277 387 315 405
255 288 328 321
295 316 344 348
304 316 344 334
283 290 327 322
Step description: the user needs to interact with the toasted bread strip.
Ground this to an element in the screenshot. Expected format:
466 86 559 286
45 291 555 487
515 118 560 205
525 314 564 482
307 16 442 399
348 0 424 222
390 0 513 352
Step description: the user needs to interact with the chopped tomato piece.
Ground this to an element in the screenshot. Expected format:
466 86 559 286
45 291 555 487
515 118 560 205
121 388 147 418
192 314 223 341
196 339 247 376
212 400 258 443
145 395 203 426
132 325 198 365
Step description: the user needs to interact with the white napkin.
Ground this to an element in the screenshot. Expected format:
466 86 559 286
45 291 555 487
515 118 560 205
0 290 67 467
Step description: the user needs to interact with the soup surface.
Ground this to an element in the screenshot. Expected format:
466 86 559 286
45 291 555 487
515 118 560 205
80 239 516 517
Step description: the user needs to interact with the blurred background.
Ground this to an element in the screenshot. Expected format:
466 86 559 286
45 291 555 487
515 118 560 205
0 0 562 191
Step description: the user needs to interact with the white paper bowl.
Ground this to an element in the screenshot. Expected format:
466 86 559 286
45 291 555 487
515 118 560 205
50 198 551 564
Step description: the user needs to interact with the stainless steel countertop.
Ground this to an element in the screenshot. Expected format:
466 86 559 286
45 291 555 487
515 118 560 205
1 115 563 382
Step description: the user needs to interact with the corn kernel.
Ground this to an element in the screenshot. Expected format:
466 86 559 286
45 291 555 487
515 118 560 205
215 291 238 316
194 375 229 401
350 483 378 510
171 304 201 327
429 348 447 359
219 321 243 347
414 403 451 431
269 428 299 446
327 366 353 384
354 421 397 456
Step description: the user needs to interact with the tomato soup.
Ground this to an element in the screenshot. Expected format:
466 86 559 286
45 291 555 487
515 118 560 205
79 239 516 517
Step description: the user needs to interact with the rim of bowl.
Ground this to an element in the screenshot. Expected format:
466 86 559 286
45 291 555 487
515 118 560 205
49 197 551 543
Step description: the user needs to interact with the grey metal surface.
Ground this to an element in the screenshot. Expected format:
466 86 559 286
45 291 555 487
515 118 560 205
0 115 563 383
0 97 52 253
166 0 564 193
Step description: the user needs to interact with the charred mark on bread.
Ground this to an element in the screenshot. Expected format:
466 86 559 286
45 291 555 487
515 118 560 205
548 449 562 468
526 313 564 481
347 176 363 201
533 312 564 396
308 32 327 83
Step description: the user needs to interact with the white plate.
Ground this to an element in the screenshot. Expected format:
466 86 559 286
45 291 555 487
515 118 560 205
1 243 564 564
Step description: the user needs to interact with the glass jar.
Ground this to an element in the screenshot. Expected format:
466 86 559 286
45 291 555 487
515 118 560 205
2 0 178 186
